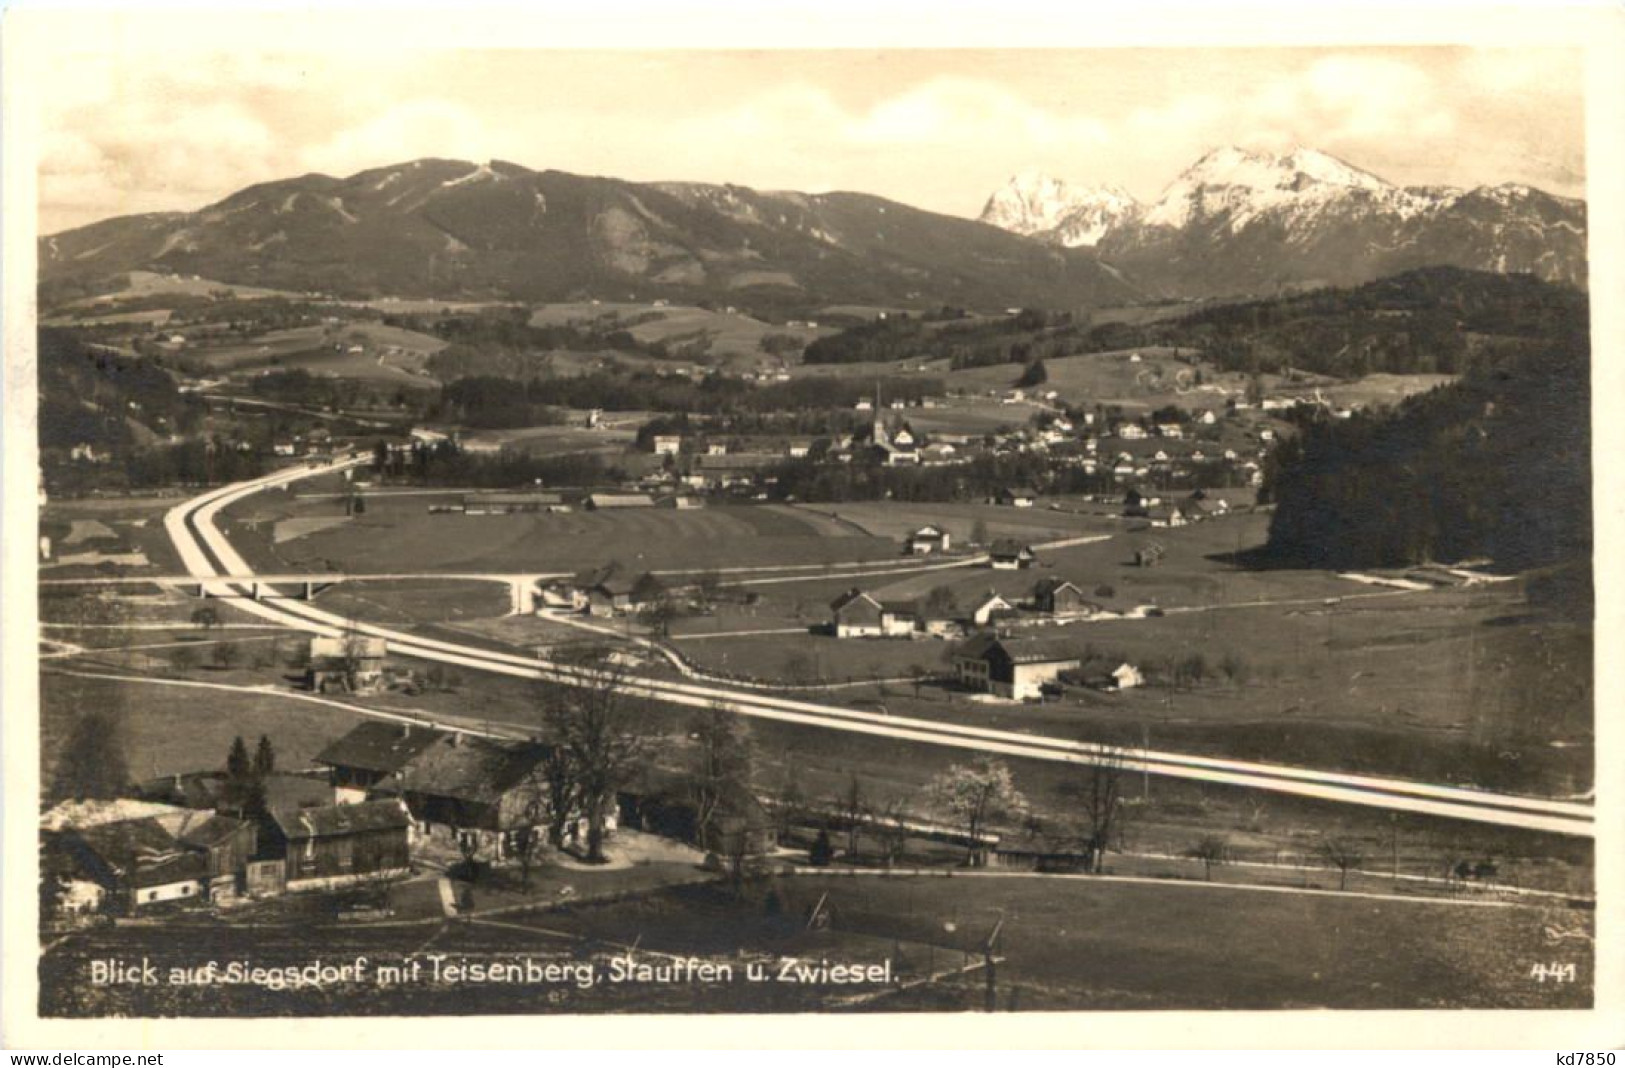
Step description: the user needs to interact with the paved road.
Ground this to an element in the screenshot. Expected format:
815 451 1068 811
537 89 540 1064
160 455 1594 838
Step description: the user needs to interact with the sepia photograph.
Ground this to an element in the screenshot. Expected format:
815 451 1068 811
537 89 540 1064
3 2 1621 1049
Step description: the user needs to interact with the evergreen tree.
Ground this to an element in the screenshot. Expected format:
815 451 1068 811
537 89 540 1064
809 829 834 867
1015 357 1048 388
226 736 251 782
50 709 130 801
253 734 276 777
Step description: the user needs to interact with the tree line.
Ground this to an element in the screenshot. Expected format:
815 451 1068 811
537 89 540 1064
1263 321 1590 571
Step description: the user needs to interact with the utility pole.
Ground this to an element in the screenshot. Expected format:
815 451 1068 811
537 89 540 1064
1390 812 1399 885
983 915 1004 1013
1141 723 1151 800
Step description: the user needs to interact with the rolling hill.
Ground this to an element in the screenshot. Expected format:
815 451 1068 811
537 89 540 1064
40 160 1144 312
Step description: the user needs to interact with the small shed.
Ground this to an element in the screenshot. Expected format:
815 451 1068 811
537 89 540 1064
307 635 388 694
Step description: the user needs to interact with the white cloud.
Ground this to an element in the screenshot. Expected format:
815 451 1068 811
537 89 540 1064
846 77 1111 147
298 99 497 176
33 48 1585 232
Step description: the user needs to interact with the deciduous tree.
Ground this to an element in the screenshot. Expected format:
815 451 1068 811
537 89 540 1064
50 708 130 801
539 646 649 864
688 705 754 854
1187 834 1230 881
1315 836 1366 891
926 756 1027 865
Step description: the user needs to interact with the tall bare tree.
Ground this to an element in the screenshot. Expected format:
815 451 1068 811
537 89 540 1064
1187 834 1230 881
832 772 869 862
770 755 806 841
341 622 373 693
1315 836 1366 891
689 705 754 853
540 646 649 864
872 795 912 870
508 742 563 891
1061 742 1135 874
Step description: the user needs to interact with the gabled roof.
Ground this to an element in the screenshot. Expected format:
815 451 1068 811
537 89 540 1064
1000 636 1085 664
163 812 247 851
314 721 447 775
990 539 1035 558
375 736 550 807
879 600 918 617
68 818 209 888
955 633 1081 665
1033 577 1083 597
1003 486 1039 498
830 588 882 614
954 632 1003 661
909 525 947 539
271 798 412 841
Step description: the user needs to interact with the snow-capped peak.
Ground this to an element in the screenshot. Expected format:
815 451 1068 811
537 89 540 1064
1143 146 1394 229
979 172 1140 247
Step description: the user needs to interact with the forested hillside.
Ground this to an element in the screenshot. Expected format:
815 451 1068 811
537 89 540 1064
796 268 1585 380
1262 314 1590 571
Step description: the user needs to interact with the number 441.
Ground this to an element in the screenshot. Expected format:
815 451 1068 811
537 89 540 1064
1529 962 1578 984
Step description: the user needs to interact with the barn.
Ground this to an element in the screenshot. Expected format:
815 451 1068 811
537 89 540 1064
954 634 1081 701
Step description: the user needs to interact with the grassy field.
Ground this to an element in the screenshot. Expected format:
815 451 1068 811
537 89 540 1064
893 397 1033 435
36 871 1591 1015
316 579 513 627
528 302 832 369
36 636 1592 899
183 325 441 389
228 492 902 575
1314 373 1457 408
457 416 645 457
40 670 367 794
944 345 1238 411
61 270 300 309
40 496 192 575
674 630 954 685
813 500 1114 544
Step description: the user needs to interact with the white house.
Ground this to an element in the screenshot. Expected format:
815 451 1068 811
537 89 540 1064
906 526 952 555
1110 663 1144 690
954 634 1080 701
969 592 1015 627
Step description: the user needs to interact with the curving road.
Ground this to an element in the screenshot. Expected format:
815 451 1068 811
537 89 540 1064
162 455 1595 838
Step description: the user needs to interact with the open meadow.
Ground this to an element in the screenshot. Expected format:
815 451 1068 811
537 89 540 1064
528 302 833 369
36 867 1590 1015
182 324 444 390
225 491 905 575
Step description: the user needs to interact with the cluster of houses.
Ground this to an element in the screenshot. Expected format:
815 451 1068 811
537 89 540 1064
828 568 1152 647
825 548 1151 702
43 790 415 916
41 715 784 921
42 719 530 917
538 563 671 618
435 488 706 515
1124 487 1234 529
951 633 1143 701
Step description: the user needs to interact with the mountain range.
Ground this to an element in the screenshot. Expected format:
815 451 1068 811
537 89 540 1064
41 148 1586 310
978 147 1586 296
39 159 1138 311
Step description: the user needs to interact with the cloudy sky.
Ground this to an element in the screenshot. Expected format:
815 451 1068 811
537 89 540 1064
37 46 1585 235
